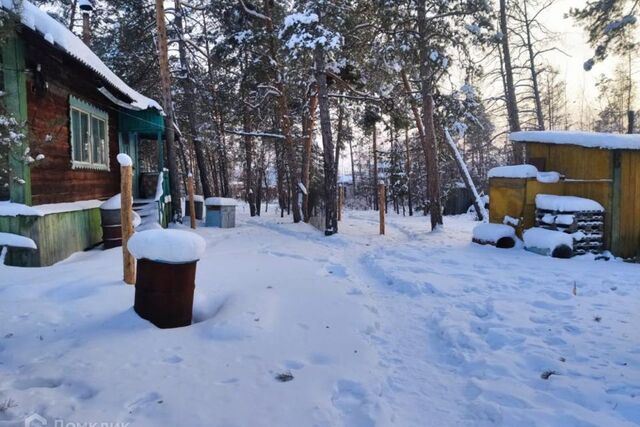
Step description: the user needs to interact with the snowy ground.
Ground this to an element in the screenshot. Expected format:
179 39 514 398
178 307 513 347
0 207 639 427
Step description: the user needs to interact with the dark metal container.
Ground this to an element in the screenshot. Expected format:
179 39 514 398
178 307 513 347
100 208 122 248
134 258 197 328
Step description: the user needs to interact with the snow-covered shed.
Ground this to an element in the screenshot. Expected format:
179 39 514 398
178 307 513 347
0 1 170 266
489 131 640 258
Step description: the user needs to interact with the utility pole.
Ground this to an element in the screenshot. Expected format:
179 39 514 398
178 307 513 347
154 0 182 222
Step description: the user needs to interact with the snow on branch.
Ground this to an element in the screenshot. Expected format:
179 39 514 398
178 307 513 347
239 0 271 22
225 129 285 139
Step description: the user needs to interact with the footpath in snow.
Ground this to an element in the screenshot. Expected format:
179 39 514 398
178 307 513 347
0 208 639 427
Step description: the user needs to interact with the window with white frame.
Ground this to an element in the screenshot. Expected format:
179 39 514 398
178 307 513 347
70 96 109 170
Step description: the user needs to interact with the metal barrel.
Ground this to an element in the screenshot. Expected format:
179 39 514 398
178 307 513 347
134 258 197 328
100 208 122 248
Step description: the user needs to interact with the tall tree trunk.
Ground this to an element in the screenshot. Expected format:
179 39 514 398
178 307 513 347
274 140 286 217
335 97 344 186
348 132 357 193
264 1 302 223
154 0 182 222
499 0 523 162
202 10 229 196
372 124 378 210
216 111 231 197
314 43 338 235
404 128 413 216
242 102 256 216
417 0 443 229
68 0 78 31
301 83 318 222
523 0 545 130
207 144 220 196
175 0 214 197
256 144 265 216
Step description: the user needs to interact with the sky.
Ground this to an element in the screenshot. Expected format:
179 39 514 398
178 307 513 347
540 0 602 101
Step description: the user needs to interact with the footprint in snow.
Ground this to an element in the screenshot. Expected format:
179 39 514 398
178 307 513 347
331 380 375 427
163 355 183 364
13 377 62 390
127 391 163 414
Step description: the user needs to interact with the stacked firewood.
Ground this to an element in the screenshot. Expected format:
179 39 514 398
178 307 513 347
535 209 604 255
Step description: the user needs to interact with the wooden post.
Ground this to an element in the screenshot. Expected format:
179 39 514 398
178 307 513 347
187 173 197 229
379 183 385 235
120 158 135 285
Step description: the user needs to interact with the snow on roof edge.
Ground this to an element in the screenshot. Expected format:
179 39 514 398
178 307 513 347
510 131 640 150
2 0 163 113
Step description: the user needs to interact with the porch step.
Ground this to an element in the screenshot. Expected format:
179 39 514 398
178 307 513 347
132 199 160 231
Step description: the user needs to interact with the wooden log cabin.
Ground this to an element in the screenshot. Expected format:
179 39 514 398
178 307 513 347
0 1 170 266
489 131 640 259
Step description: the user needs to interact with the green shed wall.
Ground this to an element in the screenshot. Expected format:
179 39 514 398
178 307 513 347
0 208 102 267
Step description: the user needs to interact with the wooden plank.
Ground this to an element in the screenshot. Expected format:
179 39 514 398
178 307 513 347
3 35 31 205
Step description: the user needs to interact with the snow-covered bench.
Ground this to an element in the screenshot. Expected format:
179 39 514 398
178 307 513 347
472 223 518 249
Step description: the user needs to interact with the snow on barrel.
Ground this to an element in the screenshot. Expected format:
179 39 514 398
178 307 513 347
128 229 206 264
524 227 575 259
472 223 517 249
129 229 206 329
100 193 139 249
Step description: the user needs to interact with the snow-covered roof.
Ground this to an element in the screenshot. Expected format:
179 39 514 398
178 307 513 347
535 194 604 213
0 200 103 216
1 0 162 112
205 197 237 207
510 131 640 150
488 164 538 179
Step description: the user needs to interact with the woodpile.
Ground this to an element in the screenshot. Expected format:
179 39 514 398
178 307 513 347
535 209 604 255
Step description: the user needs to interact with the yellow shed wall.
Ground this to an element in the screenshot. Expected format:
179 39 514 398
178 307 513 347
526 143 613 180
615 151 640 258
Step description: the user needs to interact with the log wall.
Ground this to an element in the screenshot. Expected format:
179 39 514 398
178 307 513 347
22 30 120 205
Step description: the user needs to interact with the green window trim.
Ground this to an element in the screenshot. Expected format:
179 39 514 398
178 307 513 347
69 96 109 171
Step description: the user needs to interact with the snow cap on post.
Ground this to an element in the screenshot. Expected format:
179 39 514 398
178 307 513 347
128 229 206 264
79 0 93 11
117 153 132 167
